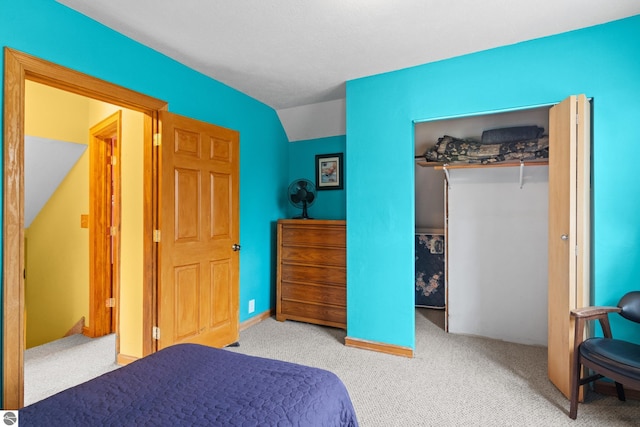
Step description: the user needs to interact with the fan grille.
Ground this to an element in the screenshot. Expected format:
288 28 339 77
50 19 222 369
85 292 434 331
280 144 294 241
288 179 316 219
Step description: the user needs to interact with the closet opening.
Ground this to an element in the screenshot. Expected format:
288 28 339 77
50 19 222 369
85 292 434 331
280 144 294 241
413 95 592 400
414 106 551 341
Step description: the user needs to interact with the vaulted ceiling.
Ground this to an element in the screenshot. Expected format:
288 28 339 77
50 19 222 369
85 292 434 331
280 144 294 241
58 0 640 110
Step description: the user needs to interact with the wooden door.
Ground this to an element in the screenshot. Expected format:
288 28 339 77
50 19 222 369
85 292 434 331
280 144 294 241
89 111 121 338
548 94 591 398
157 111 239 350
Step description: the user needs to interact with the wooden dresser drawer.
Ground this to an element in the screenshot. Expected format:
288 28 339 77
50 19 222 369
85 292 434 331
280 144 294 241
281 264 346 286
280 246 345 267
280 282 345 307
279 301 346 327
281 225 345 247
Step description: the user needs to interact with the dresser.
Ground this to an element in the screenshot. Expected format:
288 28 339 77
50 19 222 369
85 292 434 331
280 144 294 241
276 219 346 329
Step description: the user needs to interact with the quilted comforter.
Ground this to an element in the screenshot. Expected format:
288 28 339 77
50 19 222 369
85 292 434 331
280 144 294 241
20 343 358 426
423 134 549 165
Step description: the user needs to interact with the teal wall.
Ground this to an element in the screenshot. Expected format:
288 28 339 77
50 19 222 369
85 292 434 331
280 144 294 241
3 0 640 395
346 15 640 349
287 136 346 220
0 0 288 346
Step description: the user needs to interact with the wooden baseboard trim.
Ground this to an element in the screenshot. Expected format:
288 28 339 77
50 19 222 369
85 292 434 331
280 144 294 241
64 317 85 337
240 309 274 331
116 353 138 366
594 380 640 401
345 336 413 358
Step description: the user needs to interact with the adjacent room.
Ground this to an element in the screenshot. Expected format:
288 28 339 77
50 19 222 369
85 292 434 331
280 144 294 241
2 0 640 424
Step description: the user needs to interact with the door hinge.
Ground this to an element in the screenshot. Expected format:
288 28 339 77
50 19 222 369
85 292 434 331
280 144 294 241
153 230 161 242
152 326 161 340
153 133 161 147
110 226 117 236
110 155 117 166
106 298 115 308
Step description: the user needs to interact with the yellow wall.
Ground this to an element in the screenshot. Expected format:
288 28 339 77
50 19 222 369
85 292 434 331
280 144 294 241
24 81 90 143
25 81 144 357
25 153 90 348
24 81 90 348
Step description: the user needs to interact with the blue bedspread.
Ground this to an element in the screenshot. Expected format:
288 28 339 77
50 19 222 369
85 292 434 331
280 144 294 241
21 343 358 426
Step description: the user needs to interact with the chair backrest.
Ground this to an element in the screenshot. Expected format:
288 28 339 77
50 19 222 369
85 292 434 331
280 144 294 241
618 291 640 323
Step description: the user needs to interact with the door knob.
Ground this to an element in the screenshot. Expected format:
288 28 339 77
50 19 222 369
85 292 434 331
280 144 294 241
560 234 568 241
232 243 241 251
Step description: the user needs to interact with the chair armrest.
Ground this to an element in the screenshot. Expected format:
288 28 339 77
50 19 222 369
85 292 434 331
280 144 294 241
571 306 621 320
572 306 621 341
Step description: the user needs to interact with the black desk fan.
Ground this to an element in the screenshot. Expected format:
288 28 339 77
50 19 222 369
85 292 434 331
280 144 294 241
288 178 316 219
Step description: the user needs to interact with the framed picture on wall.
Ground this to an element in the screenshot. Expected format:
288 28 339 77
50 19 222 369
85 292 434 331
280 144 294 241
315 153 343 190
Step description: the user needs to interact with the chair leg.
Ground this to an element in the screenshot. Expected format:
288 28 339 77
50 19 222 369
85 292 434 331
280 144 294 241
615 382 626 402
569 362 581 419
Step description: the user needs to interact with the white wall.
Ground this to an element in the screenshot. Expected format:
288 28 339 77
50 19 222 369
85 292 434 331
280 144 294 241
446 166 548 346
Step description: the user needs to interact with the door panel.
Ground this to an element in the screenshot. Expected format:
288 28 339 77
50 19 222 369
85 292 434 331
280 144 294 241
211 260 231 325
175 168 200 241
174 264 200 340
548 94 590 398
89 112 121 338
158 111 239 350
211 173 231 237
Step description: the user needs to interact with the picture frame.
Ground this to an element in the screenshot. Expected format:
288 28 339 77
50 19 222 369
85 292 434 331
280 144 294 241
315 153 343 191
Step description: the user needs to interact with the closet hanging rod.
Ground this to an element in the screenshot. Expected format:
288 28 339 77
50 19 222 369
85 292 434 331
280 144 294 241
437 159 548 189
443 164 451 189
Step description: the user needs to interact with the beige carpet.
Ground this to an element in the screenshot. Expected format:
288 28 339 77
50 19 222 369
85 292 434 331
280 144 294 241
227 309 640 426
24 311 639 425
24 333 119 406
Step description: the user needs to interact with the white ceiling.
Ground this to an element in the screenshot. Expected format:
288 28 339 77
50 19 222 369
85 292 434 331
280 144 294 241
57 0 640 110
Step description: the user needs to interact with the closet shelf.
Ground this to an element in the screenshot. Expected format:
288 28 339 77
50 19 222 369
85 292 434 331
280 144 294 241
415 158 549 170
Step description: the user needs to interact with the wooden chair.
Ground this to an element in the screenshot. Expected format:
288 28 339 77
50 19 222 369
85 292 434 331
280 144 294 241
569 291 640 419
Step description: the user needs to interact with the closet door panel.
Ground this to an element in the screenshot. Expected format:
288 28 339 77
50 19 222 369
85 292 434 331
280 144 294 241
547 94 590 399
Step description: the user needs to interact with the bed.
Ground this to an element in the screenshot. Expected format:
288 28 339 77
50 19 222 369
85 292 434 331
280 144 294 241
20 343 359 426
